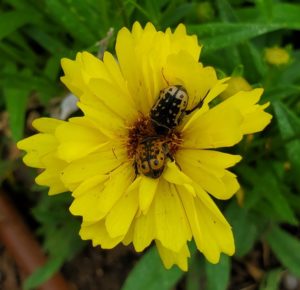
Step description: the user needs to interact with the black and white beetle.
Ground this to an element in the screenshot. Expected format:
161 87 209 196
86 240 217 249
150 85 208 135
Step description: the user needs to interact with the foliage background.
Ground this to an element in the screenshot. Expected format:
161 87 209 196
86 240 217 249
1 0 300 289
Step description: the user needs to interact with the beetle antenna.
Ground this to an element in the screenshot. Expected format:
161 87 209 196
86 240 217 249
185 88 210 115
161 68 169 86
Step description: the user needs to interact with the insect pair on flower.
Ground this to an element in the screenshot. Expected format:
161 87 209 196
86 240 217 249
134 84 208 179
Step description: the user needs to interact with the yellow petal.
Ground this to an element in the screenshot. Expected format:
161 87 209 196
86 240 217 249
70 163 134 221
72 174 108 198
166 23 201 61
32 118 65 134
69 182 106 222
178 149 241 169
88 78 137 120
132 205 156 251
194 197 235 260
105 189 139 238
177 157 228 199
35 153 68 195
163 161 195 195
60 148 125 189
156 240 190 271
221 88 272 134
55 119 107 162
164 51 217 110
77 102 125 139
17 134 58 168
154 181 191 252
80 51 110 81
183 105 243 149
80 220 123 249
138 176 159 214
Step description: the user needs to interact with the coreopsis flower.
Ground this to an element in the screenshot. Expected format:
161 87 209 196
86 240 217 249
17 22 272 271
265 46 290 66
220 76 252 99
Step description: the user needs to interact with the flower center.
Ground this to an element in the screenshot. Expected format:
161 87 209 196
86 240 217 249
126 114 182 178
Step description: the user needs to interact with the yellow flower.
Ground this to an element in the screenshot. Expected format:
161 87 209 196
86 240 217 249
220 76 252 99
265 46 290 66
17 22 272 271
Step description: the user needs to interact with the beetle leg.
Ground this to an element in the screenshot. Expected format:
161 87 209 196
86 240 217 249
185 89 210 115
134 160 139 178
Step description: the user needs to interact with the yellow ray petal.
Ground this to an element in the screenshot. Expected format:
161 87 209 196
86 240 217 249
105 189 139 238
154 181 191 252
35 153 68 195
80 220 123 249
32 118 65 134
194 197 235 259
96 163 135 217
183 105 243 149
177 149 241 169
138 176 159 214
132 205 156 251
70 183 106 222
71 174 108 197
156 240 190 271
17 133 58 168
88 78 137 120
221 88 272 134
60 149 125 189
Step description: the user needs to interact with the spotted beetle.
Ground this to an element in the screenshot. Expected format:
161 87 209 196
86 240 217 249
135 136 172 179
150 85 208 134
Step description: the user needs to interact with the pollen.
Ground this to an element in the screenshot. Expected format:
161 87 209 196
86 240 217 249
126 115 155 159
126 115 182 160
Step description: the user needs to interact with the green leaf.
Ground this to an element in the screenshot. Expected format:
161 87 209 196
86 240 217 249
122 244 197 290
45 0 97 45
273 101 300 177
188 23 280 52
24 259 62 290
160 3 196 28
205 255 231 290
0 10 39 40
259 268 283 290
215 0 238 22
25 192 84 290
186 254 205 290
3 67 31 142
273 3 300 30
266 226 300 278
256 170 298 225
226 202 258 257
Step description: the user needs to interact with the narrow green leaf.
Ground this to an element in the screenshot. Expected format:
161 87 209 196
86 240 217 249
24 258 63 290
215 0 238 22
257 170 298 225
188 23 281 52
160 3 196 28
24 27 67 54
266 226 300 278
273 3 300 29
3 65 31 142
259 268 283 290
226 202 258 257
26 192 84 290
273 101 300 177
205 255 231 290
186 254 204 290
0 10 39 40
122 244 196 290
45 0 97 45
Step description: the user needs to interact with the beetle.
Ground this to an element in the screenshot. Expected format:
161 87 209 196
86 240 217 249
134 136 173 179
150 85 208 134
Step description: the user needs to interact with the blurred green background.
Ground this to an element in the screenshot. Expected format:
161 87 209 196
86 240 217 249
1 0 300 290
